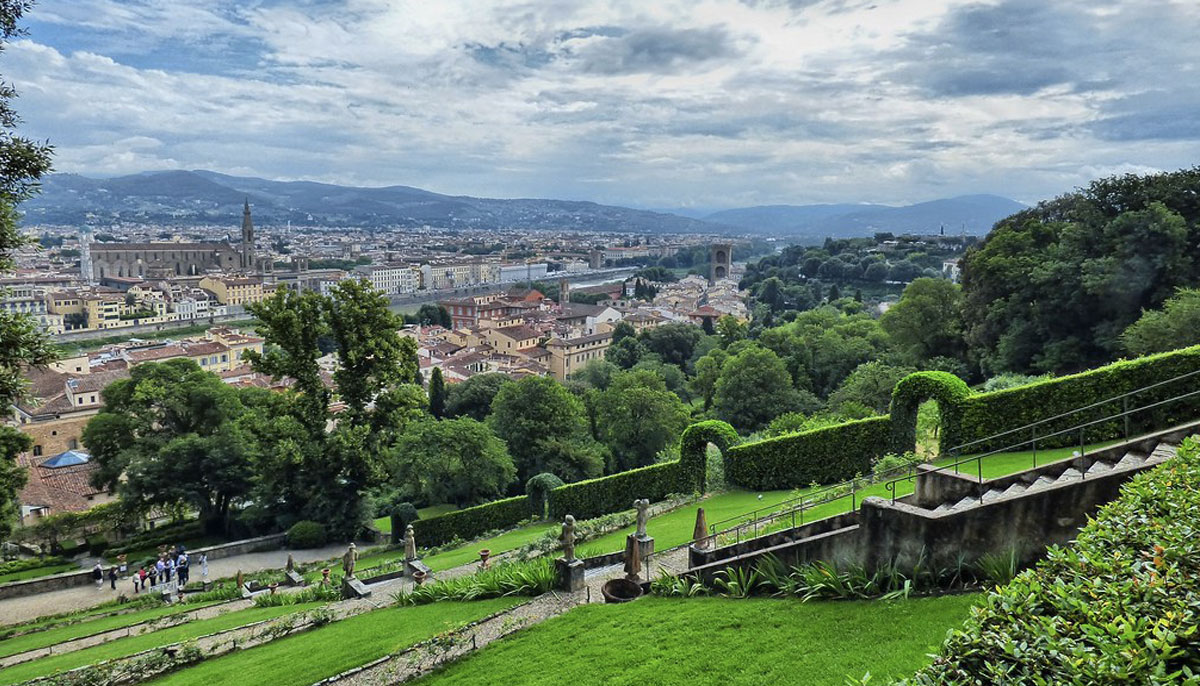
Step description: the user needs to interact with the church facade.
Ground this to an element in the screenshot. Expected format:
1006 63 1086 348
91 200 262 279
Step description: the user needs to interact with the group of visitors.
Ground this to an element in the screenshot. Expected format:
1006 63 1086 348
133 545 191 592
92 544 201 594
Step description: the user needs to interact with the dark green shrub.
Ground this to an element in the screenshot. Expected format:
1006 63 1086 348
411 496 529 548
547 461 683 521
525 473 564 518
286 521 327 549
86 534 109 556
390 502 420 529
108 520 206 557
889 371 970 453
725 416 891 490
900 435 1200 685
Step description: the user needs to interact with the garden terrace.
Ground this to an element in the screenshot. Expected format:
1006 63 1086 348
0 602 323 685
411 596 980 686
146 600 521 686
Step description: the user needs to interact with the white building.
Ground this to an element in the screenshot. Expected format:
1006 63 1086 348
499 263 548 283
357 265 421 294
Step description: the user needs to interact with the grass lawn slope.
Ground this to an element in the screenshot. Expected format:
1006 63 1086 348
416 595 979 686
0 603 320 685
150 599 520 686
0 600 222 659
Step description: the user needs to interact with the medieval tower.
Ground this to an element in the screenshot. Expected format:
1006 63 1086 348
241 198 256 271
710 243 733 284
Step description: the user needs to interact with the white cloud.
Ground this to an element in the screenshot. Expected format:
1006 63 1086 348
8 0 1200 208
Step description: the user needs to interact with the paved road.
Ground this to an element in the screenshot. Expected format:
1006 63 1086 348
0 543 349 626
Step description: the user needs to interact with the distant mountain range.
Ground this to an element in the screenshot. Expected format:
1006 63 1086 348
23 170 720 233
702 195 1026 237
22 170 1025 237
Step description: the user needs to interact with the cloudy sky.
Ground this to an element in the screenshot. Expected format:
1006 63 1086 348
7 0 1200 210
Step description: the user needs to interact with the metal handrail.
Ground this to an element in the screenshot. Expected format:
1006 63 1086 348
703 367 1200 546
946 367 1200 454
883 384 1200 502
705 461 920 545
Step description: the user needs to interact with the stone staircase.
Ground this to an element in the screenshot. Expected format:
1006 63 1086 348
687 422 1198 582
926 441 1178 515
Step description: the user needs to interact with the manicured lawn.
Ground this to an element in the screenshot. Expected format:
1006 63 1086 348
0 562 78 584
585 489 793 554
373 504 459 534
0 600 224 659
149 599 520 686
0 603 321 685
415 595 981 686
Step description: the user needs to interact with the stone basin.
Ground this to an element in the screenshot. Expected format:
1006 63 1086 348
601 577 643 604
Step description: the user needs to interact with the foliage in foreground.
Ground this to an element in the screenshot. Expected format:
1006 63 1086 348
393 558 555 605
898 435 1200 685
652 550 1017 602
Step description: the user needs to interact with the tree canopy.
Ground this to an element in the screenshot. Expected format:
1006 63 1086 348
962 169 1200 375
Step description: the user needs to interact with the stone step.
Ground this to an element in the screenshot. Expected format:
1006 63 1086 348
1149 442 1179 461
932 502 953 514
1056 467 1083 482
1115 452 1148 469
1086 460 1114 476
1033 474 1057 488
1001 482 1028 498
952 495 978 510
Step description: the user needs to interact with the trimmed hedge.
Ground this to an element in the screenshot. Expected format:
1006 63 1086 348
889 371 970 453
958 344 1200 453
545 420 737 520
725 416 892 491
679 420 741 494
900 435 1200 685
548 461 683 521
286 520 327 549
411 495 530 548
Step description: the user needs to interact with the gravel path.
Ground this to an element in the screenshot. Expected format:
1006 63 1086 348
0 543 350 626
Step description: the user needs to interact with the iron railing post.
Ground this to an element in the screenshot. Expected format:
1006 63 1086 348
1031 427 1037 468
1079 427 1085 478
1124 396 1130 440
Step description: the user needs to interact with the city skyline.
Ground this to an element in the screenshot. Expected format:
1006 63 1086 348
9 0 1200 210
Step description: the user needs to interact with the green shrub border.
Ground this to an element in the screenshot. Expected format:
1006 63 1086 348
725 416 891 490
547 461 683 521
410 496 530 548
889 371 970 454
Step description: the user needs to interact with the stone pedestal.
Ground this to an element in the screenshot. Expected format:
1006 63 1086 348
284 569 305 587
341 576 372 600
634 534 655 560
556 558 585 592
405 559 431 578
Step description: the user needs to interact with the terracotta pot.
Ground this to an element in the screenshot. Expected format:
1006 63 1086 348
413 570 428 585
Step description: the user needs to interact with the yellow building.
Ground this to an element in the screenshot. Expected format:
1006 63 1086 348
199 276 267 306
545 331 612 380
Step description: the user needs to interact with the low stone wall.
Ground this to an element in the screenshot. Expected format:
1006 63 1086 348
0 533 287 601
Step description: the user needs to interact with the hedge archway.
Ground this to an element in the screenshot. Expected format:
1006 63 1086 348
525 473 564 519
889 372 971 456
679 420 740 494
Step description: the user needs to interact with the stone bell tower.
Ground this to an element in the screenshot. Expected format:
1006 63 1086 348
709 243 733 284
241 198 255 271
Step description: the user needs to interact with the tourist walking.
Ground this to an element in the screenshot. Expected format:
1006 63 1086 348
138 566 147 591
108 566 117 590
177 551 189 587
92 562 103 588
